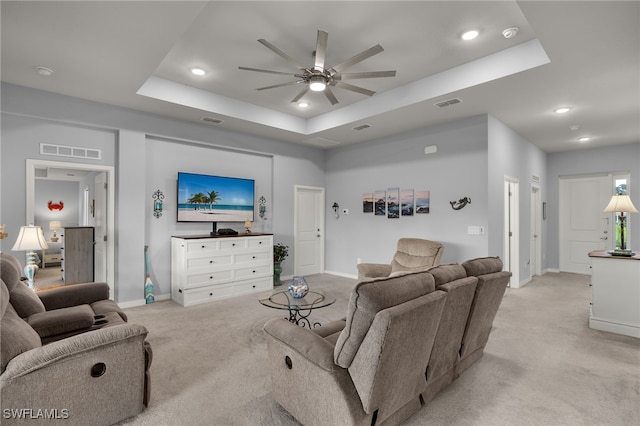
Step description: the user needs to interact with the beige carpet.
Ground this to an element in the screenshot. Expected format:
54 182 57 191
118 272 640 426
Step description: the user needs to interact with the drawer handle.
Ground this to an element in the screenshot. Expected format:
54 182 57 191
202 245 205 248
252 256 256 259
252 285 256 288
232 243 236 246
209 293 213 296
252 270 256 273
210 260 214 264
209 276 214 280
259 241 262 245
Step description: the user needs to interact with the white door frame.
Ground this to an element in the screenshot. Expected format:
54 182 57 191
293 185 325 275
504 176 519 288
530 184 542 279
26 159 115 297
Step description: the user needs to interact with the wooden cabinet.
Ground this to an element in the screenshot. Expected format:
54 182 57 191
171 234 273 307
61 227 95 284
588 250 640 338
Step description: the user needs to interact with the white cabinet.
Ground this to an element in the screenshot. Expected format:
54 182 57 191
588 250 640 338
171 234 273 307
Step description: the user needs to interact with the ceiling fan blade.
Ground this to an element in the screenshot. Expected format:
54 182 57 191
256 81 303 91
258 39 305 70
290 87 309 103
337 70 396 80
334 81 376 97
314 30 328 72
239 66 299 77
330 44 384 74
324 87 339 105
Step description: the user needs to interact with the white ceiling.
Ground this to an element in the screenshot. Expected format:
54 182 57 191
1 1 638 153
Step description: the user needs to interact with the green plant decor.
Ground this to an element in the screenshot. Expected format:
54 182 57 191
273 243 289 286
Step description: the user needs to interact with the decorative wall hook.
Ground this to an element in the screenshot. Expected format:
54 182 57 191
259 196 267 219
332 202 340 218
153 190 164 218
450 197 471 210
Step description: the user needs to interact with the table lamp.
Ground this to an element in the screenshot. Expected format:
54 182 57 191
12 225 49 290
603 194 638 253
49 220 61 242
244 220 252 234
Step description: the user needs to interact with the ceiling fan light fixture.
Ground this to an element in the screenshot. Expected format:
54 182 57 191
297 101 309 108
191 68 206 76
309 75 327 92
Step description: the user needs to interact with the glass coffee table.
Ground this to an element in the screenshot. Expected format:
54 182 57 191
259 290 336 328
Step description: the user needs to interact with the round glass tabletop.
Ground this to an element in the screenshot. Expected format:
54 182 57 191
259 290 336 310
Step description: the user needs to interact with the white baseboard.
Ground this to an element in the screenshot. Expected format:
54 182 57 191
323 270 358 280
118 293 171 309
544 268 560 274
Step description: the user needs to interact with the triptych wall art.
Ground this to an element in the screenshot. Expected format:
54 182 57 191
362 188 430 219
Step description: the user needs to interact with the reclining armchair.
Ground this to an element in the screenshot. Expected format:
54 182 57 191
357 238 444 281
263 270 446 426
1 252 127 343
1 279 151 425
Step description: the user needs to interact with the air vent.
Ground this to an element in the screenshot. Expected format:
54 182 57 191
353 124 371 131
532 175 540 183
40 143 102 160
434 98 462 108
201 117 223 124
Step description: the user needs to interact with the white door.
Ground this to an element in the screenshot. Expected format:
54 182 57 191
559 175 613 274
94 172 108 283
294 186 324 276
504 178 519 287
530 185 542 278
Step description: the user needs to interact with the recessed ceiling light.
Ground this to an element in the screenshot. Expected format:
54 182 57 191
502 27 519 39
297 102 309 108
461 30 479 41
35 66 53 76
569 124 581 131
554 107 571 114
191 68 206 76
578 137 591 142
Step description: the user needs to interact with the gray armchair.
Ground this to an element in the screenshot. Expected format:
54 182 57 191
0 252 127 344
357 238 444 280
263 270 446 425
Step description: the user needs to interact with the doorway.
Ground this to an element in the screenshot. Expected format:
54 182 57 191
530 184 542 279
26 159 115 296
559 174 613 274
294 185 325 276
504 177 519 287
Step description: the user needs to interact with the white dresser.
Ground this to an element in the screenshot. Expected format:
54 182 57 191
588 250 640 338
171 234 273 307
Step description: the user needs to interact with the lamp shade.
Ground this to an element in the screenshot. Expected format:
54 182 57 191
49 220 61 231
603 194 639 213
244 220 252 228
12 225 49 251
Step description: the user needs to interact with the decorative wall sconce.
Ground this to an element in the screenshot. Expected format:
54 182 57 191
153 190 165 218
450 197 471 210
332 202 340 218
259 196 267 219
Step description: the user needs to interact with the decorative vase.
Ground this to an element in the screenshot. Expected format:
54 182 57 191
288 276 309 299
273 262 282 286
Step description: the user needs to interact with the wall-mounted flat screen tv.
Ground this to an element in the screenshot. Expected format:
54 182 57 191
177 172 255 224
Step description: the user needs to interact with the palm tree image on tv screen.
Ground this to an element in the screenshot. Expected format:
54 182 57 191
177 172 255 223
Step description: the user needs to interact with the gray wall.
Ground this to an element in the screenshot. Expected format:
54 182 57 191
546 143 640 270
488 115 548 279
34 180 80 239
324 115 490 276
1 83 325 302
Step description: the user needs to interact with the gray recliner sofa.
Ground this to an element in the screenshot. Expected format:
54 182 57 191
263 256 511 425
357 238 444 281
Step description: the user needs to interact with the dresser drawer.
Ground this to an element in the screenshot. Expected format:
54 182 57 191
181 284 236 305
235 251 270 264
186 270 233 288
187 255 233 269
234 277 272 296
186 241 219 254
220 239 247 250
248 237 272 249
235 264 271 280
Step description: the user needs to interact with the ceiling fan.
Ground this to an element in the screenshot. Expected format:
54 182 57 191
239 30 396 105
